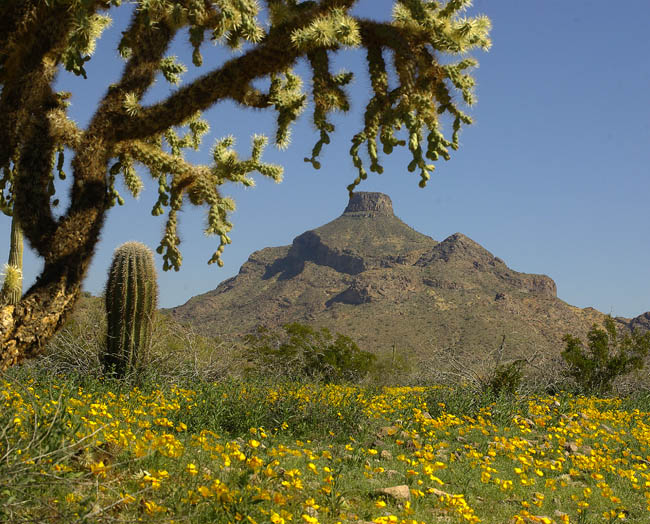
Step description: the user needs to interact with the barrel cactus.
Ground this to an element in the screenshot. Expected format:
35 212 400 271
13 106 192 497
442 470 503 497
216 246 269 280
103 241 158 377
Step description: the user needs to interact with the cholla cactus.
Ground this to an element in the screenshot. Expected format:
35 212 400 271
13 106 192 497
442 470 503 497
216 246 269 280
0 0 491 370
103 242 158 378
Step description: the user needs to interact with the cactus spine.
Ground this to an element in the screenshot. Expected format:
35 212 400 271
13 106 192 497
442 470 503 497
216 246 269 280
103 242 158 377
1 217 23 306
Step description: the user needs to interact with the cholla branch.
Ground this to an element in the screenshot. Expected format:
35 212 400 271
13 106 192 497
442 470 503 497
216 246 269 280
117 2 350 141
0 0 490 368
47 109 84 151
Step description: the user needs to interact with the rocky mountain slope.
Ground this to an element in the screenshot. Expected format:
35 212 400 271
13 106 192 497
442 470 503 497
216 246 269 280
169 192 646 369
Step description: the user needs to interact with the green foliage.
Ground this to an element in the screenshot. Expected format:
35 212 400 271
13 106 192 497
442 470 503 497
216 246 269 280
245 322 377 383
340 0 491 193
103 242 158 378
370 348 412 385
290 8 361 50
175 378 371 440
562 316 650 394
61 12 112 78
485 360 524 396
159 55 187 85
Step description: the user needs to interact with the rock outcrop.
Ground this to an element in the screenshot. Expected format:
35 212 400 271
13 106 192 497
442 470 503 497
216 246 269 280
343 191 394 215
628 312 650 332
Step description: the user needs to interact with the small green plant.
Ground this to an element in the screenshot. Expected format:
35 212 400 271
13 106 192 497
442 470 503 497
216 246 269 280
460 335 525 396
369 346 412 386
102 242 158 378
562 316 650 394
245 322 377 382
486 359 524 396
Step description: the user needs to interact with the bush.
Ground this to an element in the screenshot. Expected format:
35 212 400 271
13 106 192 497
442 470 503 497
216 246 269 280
39 294 106 376
368 347 412 386
41 295 246 382
244 322 377 383
485 360 524 396
562 316 650 395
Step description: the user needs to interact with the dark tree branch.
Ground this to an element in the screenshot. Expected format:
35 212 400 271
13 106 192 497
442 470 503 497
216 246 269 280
89 9 177 143
231 85 272 109
0 2 34 77
46 9 177 265
357 19 416 56
6 6 78 256
0 2 69 170
118 28 302 140
116 3 350 141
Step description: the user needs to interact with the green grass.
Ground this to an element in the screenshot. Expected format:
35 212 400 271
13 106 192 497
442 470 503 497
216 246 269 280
2 365 650 523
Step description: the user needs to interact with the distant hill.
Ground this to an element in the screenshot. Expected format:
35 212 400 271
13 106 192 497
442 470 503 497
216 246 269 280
168 192 648 370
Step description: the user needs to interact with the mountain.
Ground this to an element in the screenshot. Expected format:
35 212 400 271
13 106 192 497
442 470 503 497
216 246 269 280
168 192 644 369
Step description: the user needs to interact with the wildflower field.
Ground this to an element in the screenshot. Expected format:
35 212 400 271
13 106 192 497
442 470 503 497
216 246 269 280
2 369 650 523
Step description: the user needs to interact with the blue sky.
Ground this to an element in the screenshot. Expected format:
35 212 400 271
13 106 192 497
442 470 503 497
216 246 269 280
2 1 649 318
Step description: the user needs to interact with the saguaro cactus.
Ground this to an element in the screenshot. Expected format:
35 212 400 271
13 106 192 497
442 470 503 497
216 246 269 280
103 242 158 377
1 217 23 306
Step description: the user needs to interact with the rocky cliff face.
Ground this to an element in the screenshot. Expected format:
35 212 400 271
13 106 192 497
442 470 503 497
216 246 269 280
628 312 650 332
343 192 394 215
261 193 436 279
169 192 639 369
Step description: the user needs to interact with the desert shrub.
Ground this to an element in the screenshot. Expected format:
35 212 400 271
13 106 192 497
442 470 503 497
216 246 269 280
244 322 377 383
41 295 244 382
148 314 248 382
413 335 529 394
562 316 650 395
485 359 524 396
39 293 106 376
368 349 412 385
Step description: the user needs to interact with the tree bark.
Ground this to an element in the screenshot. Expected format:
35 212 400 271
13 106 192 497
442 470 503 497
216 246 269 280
0 132 110 370
0 265 81 370
0 176 108 371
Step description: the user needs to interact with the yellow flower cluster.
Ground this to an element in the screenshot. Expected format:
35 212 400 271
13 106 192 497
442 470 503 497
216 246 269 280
2 377 650 523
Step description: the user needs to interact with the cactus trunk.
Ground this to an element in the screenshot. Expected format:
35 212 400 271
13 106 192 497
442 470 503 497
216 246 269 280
1 217 23 306
103 242 158 378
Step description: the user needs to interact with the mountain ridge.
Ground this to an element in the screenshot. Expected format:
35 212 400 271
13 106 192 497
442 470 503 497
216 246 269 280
168 192 647 370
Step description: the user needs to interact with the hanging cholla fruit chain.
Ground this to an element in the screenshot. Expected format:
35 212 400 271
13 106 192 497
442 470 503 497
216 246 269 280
103 241 158 378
